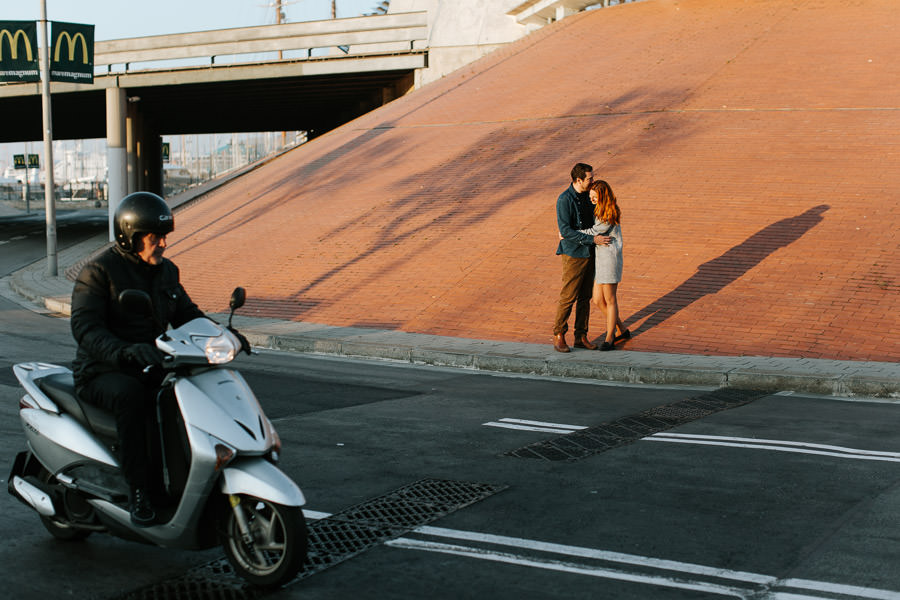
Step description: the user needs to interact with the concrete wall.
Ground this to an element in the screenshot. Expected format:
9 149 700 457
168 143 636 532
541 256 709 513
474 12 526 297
390 0 540 86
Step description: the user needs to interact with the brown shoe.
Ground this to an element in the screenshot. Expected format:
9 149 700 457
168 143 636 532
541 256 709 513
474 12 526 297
573 334 598 350
553 333 570 353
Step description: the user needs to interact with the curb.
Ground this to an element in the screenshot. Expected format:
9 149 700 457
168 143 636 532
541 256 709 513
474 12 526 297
231 321 900 399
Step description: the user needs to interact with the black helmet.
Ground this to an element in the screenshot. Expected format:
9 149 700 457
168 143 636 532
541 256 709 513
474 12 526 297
114 192 174 252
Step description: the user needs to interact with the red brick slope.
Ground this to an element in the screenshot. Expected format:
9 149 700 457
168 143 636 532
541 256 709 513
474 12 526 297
169 0 900 362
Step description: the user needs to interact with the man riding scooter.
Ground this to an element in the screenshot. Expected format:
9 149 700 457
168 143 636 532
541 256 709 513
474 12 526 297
70 191 205 527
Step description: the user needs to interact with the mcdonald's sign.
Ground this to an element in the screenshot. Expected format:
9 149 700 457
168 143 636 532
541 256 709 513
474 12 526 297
0 21 39 82
50 21 94 84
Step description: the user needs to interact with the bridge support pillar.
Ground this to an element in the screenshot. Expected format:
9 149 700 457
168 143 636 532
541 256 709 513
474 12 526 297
139 129 163 197
106 87 127 242
126 105 137 195
125 104 163 198
383 72 414 104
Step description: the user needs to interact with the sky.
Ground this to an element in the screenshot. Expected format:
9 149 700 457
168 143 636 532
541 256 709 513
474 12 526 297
2 0 384 40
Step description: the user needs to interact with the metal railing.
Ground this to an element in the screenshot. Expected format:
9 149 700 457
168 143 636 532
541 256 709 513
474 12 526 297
94 11 428 72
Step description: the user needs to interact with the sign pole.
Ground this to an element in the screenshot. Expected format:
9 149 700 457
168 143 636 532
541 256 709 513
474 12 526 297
38 0 57 276
23 159 30 214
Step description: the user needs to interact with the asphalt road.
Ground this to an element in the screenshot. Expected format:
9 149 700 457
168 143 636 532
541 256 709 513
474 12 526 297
2 209 900 599
4 337 900 599
0 208 108 276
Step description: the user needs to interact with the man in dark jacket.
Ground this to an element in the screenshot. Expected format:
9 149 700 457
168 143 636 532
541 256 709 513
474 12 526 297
552 163 611 352
71 192 204 527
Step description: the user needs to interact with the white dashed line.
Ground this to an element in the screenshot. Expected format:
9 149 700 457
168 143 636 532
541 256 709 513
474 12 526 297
644 433 900 462
482 417 588 434
387 526 900 599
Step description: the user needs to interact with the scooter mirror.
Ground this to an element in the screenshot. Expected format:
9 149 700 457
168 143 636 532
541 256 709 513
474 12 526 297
230 287 246 311
119 289 153 315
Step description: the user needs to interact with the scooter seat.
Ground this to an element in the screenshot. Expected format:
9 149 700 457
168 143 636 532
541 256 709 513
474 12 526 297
38 373 118 440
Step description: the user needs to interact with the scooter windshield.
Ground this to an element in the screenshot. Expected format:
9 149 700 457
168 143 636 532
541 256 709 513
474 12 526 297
158 318 240 365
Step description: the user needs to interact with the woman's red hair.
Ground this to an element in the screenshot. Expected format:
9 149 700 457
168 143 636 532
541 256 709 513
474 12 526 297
590 180 620 225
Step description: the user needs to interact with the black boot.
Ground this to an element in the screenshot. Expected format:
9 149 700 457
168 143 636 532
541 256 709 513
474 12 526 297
130 487 156 527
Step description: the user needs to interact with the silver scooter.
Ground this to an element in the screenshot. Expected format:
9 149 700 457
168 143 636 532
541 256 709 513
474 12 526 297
8 287 308 588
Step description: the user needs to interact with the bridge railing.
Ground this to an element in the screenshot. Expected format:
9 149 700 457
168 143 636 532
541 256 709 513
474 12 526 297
95 11 428 72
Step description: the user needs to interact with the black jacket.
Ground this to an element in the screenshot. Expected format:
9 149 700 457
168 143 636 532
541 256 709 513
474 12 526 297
70 245 205 387
556 184 595 258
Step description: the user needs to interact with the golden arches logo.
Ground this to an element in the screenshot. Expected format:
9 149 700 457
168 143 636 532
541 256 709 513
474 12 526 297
54 31 89 64
0 29 33 61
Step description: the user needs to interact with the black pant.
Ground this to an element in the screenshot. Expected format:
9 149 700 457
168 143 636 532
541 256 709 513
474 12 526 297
79 372 156 490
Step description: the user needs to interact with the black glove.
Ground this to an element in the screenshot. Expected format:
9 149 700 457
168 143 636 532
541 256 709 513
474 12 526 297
228 326 252 356
122 343 166 368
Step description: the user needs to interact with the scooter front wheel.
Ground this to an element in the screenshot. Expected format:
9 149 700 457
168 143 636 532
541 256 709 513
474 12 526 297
221 495 308 588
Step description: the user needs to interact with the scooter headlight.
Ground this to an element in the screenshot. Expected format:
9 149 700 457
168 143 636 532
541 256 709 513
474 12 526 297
195 330 240 364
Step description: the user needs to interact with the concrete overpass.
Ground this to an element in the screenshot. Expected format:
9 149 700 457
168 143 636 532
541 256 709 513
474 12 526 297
0 11 428 197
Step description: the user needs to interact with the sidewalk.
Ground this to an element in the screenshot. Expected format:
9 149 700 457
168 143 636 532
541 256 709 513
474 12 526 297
3 232 898 399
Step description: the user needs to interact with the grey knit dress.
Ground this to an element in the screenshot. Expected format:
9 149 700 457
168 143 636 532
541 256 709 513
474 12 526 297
579 220 623 284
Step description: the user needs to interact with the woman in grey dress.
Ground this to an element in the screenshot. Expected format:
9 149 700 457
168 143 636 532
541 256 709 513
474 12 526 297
579 180 629 350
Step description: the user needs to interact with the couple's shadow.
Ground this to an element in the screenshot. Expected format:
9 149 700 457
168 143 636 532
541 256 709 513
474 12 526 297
624 204 829 337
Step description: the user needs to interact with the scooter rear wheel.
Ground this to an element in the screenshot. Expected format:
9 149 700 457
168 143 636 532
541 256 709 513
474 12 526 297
222 495 308 588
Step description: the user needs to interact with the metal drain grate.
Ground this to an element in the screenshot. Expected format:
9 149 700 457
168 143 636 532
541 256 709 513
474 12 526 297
506 387 769 461
390 478 502 510
299 478 506 576
306 519 394 567
114 569 256 600
111 478 506 600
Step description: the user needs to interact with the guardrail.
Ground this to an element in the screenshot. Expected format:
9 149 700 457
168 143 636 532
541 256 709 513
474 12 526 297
94 11 428 71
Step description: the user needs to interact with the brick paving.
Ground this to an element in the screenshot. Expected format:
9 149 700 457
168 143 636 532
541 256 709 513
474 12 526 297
167 0 900 362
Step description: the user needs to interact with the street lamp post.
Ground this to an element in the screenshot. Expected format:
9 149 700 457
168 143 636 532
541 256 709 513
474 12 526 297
38 0 57 276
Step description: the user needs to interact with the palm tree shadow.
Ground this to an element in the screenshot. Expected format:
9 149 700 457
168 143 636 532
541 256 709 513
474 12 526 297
625 204 830 336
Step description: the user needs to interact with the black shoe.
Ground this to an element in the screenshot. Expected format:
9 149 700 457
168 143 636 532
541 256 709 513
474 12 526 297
600 340 615 351
615 329 631 341
130 488 156 527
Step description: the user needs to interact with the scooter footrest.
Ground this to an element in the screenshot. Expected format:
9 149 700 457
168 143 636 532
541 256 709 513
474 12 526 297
64 478 127 504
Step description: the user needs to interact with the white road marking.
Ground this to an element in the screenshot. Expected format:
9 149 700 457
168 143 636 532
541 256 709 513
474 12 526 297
388 526 900 599
645 433 900 462
299 511 897 598
386 538 751 598
412 526 773 584
482 420 900 466
482 417 588 434
482 417 900 465
302 509 331 520
0 235 31 245
499 418 588 430
482 422 576 433
778 578 900 600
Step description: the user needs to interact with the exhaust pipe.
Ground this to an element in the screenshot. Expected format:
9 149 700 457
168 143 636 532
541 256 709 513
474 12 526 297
11 476 56 517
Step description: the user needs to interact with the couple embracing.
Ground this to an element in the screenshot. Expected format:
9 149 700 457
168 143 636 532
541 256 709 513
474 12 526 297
552 162 630 353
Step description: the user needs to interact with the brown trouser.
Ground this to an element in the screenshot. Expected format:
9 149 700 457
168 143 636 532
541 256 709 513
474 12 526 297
553 254 594 337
